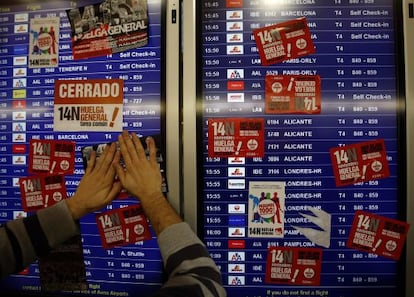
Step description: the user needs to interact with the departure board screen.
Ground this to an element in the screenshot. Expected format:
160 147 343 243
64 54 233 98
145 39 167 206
0 0 166 296
197 1 406 297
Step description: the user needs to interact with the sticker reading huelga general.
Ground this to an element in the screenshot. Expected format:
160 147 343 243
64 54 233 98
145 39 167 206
265 75 321 114
208 118 264 158
330 139 390 187
28 139 75 175
265 247 322 286
54 79 124 132
96 204 151 249
19 174 67 212
347 211 410 260
253 17 315 66
66 0 149 60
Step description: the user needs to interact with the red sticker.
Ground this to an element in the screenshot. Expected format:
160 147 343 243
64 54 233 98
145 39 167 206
330 139 390 187
29 139 75 175
265 247 322 286
265 75 321 114
347 211 410 260
253 17 315 66
19 174 67 212
208 118 264 158
96 205 151 249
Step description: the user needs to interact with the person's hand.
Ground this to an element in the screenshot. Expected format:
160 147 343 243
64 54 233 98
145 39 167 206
66 142 122 220
114 131 164 202
115 131 181 235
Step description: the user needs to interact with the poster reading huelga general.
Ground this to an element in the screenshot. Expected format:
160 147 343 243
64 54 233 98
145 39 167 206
67 0 149 60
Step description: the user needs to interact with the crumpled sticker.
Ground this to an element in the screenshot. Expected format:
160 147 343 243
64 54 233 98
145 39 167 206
292 207 331 248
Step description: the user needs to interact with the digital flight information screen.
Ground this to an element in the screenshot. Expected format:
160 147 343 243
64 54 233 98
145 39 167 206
0 0 166 296
197 1 407 297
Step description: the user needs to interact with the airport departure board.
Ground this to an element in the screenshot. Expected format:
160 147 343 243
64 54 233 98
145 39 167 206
0 0 167 296
197 1 407 297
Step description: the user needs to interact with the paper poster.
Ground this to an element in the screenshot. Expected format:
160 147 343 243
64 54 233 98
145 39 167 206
248 181 285 238
253 17 315 66
208 118 265 158
265 247 322 286
347 210 410 260
54 79 124 131
330 139 390 187
28 139 75 175
96 204 151 249
265 75 321 114
67 0 149 60
19 174 66 212
29 17 59 68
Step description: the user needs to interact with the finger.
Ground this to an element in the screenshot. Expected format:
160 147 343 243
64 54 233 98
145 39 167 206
131 132 146 160
96 142 116 172
118 131 137 165
146 137 158 165
104 159 118 181
106 181 122 203
105 149 120 179
85 150 97 174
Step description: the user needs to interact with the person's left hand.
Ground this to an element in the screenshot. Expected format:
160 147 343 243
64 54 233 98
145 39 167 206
66 142 122 220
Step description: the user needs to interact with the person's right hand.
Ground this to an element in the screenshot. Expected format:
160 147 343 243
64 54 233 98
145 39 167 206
114 131 182 235
114 131 164 203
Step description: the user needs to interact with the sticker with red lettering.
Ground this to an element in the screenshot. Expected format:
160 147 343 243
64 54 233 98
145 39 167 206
347 211 410 260
28 139 75 175
330 139 390 187
19 174 67 212
265 247 322 286
253 17 315 66
96 204 151 249
54 79 124 132
265 74 321 114
208 118 264 158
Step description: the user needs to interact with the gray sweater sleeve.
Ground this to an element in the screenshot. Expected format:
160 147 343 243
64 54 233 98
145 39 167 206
0 201 79 279
154 222 227 297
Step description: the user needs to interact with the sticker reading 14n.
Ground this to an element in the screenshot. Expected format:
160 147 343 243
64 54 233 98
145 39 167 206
265 75 321 114
19 174 67 212
265 247 322 286
29 139 75 175
54 79 124 132
208 118 264 158
347 211 410 260
96 204 151 249
330 139 390 187
253 17 315 66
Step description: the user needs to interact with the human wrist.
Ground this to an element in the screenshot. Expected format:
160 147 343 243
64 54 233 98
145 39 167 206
137 191 165 205
65 196 84 220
